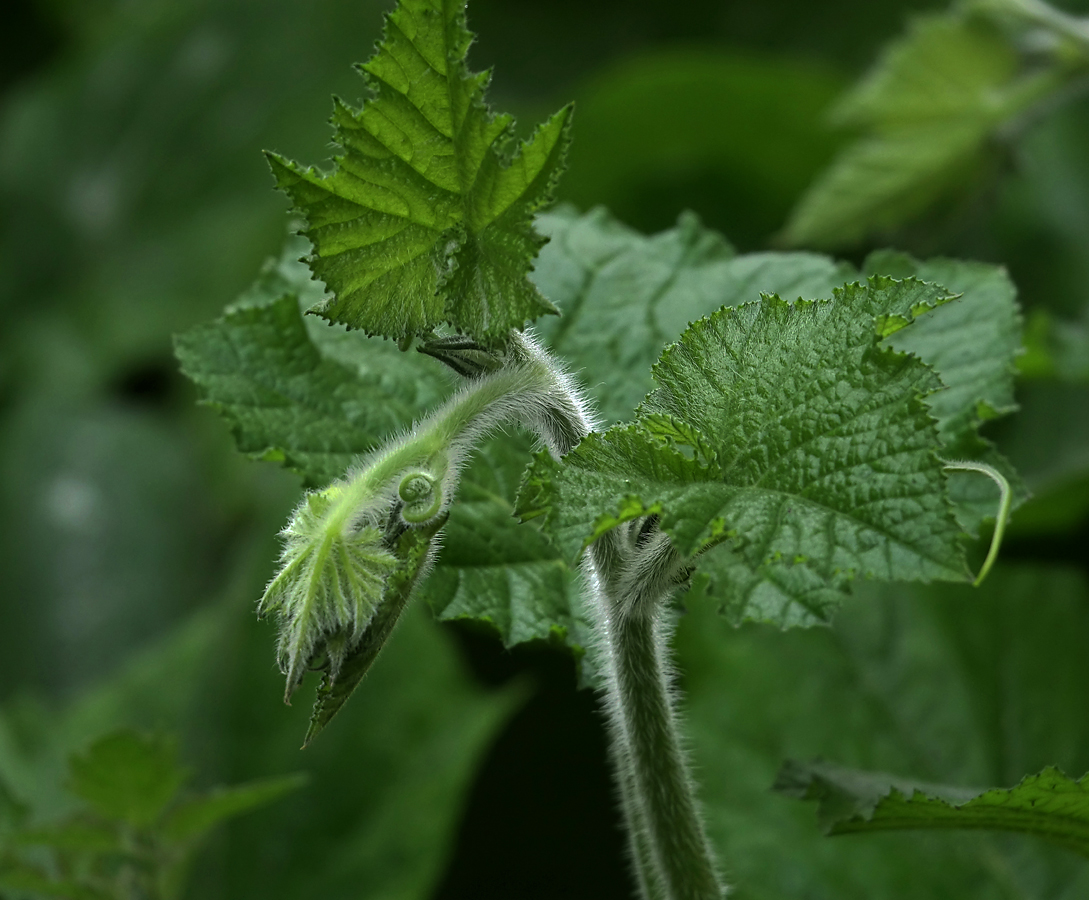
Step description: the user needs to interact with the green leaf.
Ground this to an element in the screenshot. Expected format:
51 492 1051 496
557 50 846 247
534 206 856 423
999 382 1089 534
267 0 571 345
676 565 1089 897
0 775 28 833
162 773 308 843
776 760 1089 858
174 248 450 488
67 730 186 829
1020 308 1089 383
520 277 970 627
866 251 1027 532
783 13 1059 248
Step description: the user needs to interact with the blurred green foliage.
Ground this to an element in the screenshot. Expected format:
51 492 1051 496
2 0 1089 896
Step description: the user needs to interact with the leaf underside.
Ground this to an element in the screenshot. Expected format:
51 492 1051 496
776 759 1089 859
267 0 571 346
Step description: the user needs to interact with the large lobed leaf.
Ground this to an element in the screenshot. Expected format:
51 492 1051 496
267 0 571 345
519 277 971 627
776 759 1089 859
175 243 449 488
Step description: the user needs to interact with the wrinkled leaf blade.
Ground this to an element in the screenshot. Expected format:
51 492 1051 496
520 278 971 627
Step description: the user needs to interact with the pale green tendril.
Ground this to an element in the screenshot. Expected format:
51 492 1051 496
942 459 1013 586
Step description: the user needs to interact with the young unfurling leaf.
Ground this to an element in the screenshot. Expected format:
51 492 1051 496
267 0 571 346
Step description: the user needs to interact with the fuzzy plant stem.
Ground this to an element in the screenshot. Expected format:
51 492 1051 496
510 335 725 899
318 346 566 537
588 531 725 900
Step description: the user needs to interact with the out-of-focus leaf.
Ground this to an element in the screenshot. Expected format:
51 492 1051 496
559 50 845 244
0 859 111 900
677 565 1089 897
783 13 1060 248
14 821 121 853
162 773 307 843
0 775 28 832
1020 309 1089 382
994 382 1089 534
67 730 185 828
776 759 1089 857
1 580 519 900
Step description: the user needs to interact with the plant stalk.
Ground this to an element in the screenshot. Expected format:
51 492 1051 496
419 333 725 898
504 336 724 898
589 533 725 900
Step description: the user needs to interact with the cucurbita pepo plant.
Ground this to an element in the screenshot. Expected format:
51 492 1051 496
172 0 1075 896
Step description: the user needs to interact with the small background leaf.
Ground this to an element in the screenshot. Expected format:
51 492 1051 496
67 730 185 828
783 13 1061 248
775 759 1089 858
162 772 308 843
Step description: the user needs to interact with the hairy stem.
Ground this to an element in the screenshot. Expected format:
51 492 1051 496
504 337 724 897
423 333 724 897
322 349 563 536
590 532 725 900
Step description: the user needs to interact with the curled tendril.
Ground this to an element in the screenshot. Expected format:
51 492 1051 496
398 471 443 524
942 458 1013 586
